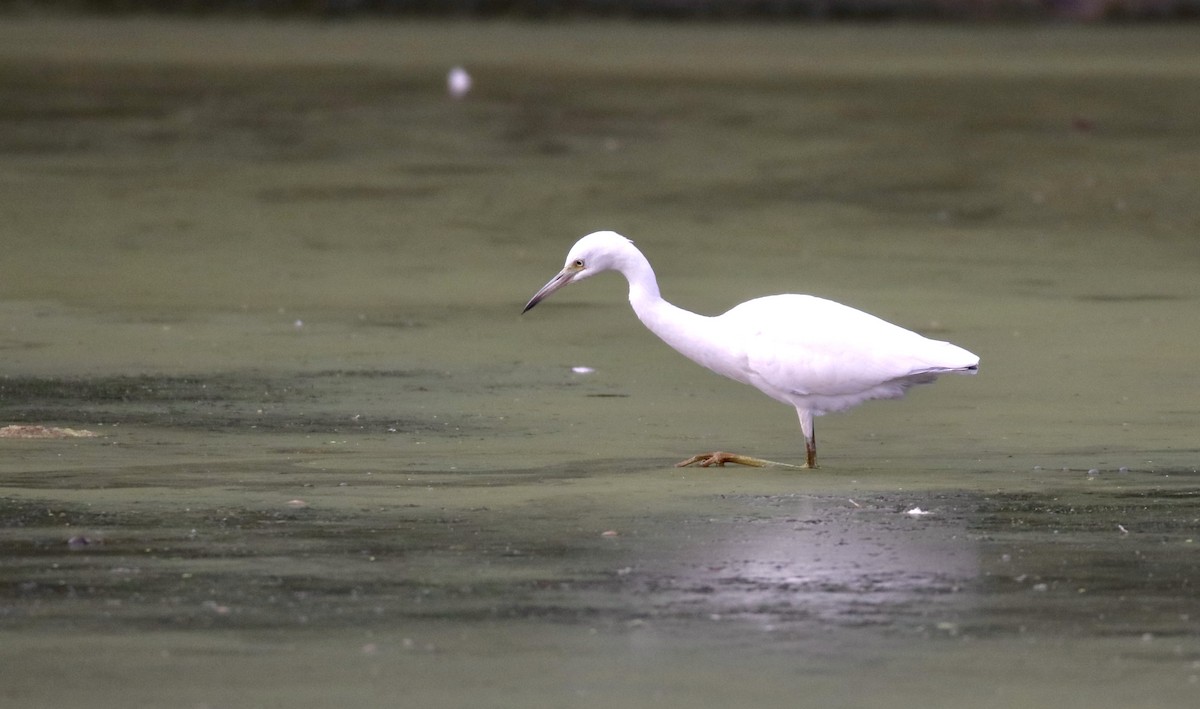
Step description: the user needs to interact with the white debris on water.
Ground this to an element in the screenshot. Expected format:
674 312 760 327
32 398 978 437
447 67 471 99
0 425 98 439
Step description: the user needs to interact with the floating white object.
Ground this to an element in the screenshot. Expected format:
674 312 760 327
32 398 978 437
571 366 595 374
906 507 933 517
447 66 472 99
0 425 97 439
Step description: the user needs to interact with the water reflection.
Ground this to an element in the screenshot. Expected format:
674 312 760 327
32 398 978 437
619 494 980 632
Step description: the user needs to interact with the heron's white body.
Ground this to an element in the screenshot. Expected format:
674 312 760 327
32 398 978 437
523 231 978 467
636 291 976 414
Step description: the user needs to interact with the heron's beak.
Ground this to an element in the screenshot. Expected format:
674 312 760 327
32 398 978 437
522 267 575 313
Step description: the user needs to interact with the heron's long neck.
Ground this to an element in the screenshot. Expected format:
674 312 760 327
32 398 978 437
618 251 711 358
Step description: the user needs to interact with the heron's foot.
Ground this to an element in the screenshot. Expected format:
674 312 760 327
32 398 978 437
675 451 811 470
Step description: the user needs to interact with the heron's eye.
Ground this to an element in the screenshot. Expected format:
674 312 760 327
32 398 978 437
572 259 584 269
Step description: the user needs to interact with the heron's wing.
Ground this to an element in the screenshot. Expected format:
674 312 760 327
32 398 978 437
723 295 977 403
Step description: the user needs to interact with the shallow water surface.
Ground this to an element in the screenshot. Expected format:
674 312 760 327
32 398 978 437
1 18 1199 709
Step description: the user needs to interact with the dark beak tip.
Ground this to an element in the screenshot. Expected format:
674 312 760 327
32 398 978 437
522 293 544 314
522 269 571 315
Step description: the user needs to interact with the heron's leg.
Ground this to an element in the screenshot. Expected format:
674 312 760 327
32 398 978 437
675 451 807 469
675 408 818 470
798 408 818 469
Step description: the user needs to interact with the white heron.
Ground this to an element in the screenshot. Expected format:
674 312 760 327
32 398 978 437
522 231 979 469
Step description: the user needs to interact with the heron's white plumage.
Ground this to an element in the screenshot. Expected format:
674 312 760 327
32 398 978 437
722 294 977 411
523 230 978 467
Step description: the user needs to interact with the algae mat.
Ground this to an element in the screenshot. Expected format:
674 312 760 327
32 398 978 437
1 18 1199 709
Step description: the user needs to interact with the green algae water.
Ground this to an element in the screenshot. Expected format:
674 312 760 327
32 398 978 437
1 18 1198 709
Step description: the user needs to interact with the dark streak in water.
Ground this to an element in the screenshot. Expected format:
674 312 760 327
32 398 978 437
1075 294 1186 303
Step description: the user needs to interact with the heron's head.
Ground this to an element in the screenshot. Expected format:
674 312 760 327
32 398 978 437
522 231 633 313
